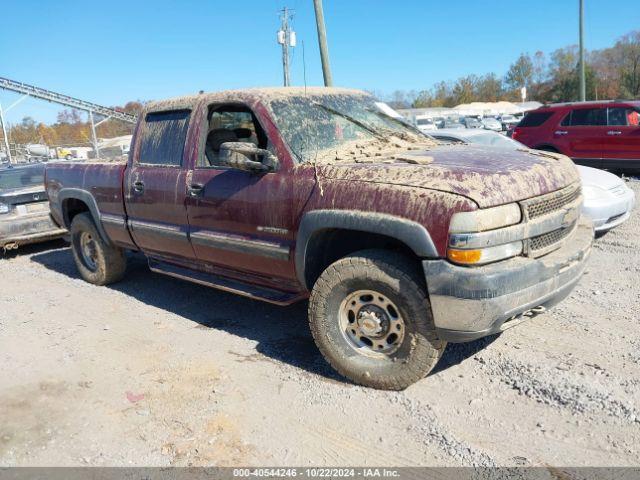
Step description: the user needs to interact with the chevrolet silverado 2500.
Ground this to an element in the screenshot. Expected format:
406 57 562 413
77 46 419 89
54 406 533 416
45 88 593 390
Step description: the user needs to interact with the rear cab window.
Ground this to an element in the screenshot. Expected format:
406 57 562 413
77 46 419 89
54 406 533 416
518 111 553 128
138 110 191 166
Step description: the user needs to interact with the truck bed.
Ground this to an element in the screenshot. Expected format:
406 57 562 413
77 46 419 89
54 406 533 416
45 160 135 249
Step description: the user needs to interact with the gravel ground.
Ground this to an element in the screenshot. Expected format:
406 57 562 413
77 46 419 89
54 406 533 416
1 180 639 468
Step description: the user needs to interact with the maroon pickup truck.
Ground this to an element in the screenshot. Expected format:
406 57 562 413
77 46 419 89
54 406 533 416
45 88 593 389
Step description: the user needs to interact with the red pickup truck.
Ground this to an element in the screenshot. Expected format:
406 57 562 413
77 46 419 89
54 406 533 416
45 88 593 389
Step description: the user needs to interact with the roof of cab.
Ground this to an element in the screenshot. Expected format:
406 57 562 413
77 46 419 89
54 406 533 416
143 87 367 113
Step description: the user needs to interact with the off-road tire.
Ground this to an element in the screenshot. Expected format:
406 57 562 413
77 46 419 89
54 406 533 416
308 249 446 390
70 212 126 285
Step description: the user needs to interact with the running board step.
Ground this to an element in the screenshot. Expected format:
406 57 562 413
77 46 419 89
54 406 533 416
148 258 307 306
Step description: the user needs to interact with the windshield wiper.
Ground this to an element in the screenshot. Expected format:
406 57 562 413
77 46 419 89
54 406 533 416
313 103 387 141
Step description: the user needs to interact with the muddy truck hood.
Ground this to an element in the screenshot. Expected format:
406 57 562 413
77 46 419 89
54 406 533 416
320 145 580 208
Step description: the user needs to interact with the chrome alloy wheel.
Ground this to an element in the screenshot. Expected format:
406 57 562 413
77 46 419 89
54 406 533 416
338 290 405 357
79 231 98 271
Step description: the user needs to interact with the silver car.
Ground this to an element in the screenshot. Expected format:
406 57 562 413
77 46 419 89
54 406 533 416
580 167 636 235
481 117 502 131
432 129 636 236
1 162 67 251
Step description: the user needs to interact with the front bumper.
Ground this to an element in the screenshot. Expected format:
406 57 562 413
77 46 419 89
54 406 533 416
0 210 67 248
423 218 593 342
583 187 635 232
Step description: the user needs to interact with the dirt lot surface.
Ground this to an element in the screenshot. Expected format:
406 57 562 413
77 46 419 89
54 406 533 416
1 180 639 468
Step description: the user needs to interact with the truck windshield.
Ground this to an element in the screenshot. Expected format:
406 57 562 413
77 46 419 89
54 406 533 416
0 164 45 190
269 94 431 163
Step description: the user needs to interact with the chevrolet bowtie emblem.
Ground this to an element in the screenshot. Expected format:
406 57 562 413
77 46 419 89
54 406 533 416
561 207 578 229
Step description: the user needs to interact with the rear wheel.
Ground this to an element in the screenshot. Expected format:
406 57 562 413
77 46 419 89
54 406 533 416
70 212 126 285
308 249 446 390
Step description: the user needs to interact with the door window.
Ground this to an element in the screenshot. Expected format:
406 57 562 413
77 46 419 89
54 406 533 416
138 110 191 166
567 108 607 126
608 107 640 126
519 111 553 127
201 106 269 167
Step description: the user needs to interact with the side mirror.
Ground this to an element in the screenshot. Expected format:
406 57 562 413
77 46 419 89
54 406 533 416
219 142 279 173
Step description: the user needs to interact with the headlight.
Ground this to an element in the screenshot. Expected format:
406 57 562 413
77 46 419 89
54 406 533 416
0 202 10 214
448 203 523 266
449 203 521 233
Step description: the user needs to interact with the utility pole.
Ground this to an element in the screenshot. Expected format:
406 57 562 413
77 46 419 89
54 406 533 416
0 102 12 165
579 0 586 101
277 7 296 87
313 0 333 87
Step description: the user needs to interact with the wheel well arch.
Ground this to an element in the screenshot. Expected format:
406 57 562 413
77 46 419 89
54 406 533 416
295 210 438 291
62 197 90 227
58 188 111 245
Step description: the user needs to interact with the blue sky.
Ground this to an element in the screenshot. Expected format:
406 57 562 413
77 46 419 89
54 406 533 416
1 0 638 124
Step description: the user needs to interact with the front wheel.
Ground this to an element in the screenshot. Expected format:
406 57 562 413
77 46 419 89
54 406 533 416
70 212 126 285
308 250 446 390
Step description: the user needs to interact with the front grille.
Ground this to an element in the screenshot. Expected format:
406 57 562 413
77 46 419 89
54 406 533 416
529 225 574 253
523 185 581 219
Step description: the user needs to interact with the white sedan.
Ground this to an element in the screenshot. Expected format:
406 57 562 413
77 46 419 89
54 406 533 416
431 129 636 236
481 117 502 132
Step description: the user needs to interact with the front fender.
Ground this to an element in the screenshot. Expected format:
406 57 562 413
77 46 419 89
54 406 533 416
295 209 438 288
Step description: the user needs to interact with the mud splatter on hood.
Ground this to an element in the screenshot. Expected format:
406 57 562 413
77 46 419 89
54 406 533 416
320 145 580 208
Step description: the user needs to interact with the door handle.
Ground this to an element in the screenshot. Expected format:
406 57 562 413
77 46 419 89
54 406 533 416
607 130 622 135
187 183 204 197
132 181 145 193
554 130 568 135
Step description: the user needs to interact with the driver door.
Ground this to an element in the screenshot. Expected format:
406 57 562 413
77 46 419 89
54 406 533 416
185 103 298 288
603 106 640 165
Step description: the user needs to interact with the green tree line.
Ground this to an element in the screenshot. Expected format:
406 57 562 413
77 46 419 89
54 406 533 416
384 30 640 109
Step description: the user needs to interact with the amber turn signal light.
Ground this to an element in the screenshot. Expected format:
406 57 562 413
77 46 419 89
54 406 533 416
447 248 482 264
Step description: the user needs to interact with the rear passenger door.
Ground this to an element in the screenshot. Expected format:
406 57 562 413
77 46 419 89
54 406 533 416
603 106 640 166
558 107 607 166
124 110 196 261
